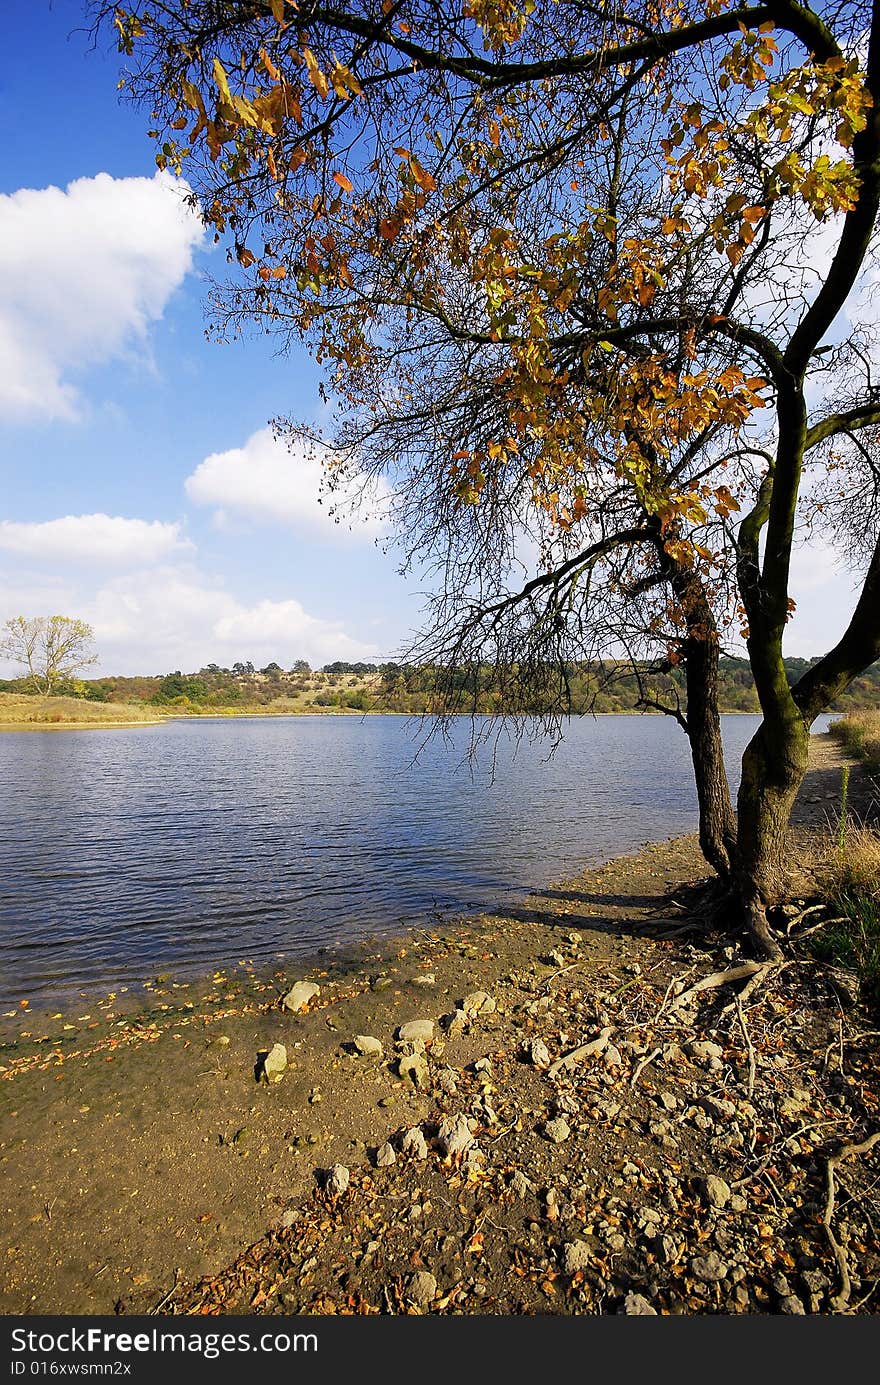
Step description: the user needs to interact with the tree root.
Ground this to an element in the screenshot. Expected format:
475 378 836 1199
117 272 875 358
745 900 784 961
669 960 771 1012
823 1130 880 1312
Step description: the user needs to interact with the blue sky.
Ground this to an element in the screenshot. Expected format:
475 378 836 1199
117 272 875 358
0 0 864 677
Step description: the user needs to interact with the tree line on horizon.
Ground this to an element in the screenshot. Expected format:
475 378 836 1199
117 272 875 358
3 655 879 717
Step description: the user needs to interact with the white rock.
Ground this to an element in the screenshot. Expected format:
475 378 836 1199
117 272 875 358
398 1019 434 1044
701 1175 731 1210
401 1127 429 1160
375 1142 397 1167
526 1038 551 1069
398 1052 430 1088
325 1164 349 1196
354 1034 384 1057
437 1113 475 1157
259 1043 287 1082
281 981 320 1013
687 1040 724 1062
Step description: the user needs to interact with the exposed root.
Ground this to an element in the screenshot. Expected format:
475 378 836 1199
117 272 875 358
746 900 784 961
823 1131 880 1312
670 960 770 1012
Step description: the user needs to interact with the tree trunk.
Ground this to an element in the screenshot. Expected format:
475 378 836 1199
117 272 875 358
683 631 738 881
736 713 810 959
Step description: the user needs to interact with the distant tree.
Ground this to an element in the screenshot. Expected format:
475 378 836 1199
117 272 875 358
261 661 283 676
232 661 255 676
290 659 311 673
0 616 97 694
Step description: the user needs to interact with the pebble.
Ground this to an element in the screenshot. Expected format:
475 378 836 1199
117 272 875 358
687 1040 724 1062
700 1175 731 1210
375 1141 397 1168
623 1292 657 1315
510 1170 532 1198
281 981 320 1013
444 1009 468 1038
525 1038 551 1069
691 1252 728 1283
437 1113 475 1157
461 990 496 1017
324 1164 350 1197
258 1043 287 1083
398 1019 434 1044
354 1035 383 1058
398 1052 430 1089
562 1241 592 1274
401 1127 429 1160
407 1271 437 1307
544 1117 571 1144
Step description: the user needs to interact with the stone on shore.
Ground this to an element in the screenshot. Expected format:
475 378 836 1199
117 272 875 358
257 1043 287 1083
407 1271 437 1307
324 1164 350 1197
398 1019 434 1044
354 1035 383 1058
437 1113 475 1157
281 981 320 1013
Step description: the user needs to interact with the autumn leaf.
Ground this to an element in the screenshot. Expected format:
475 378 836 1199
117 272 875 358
333 171 354 193
212 58 231 105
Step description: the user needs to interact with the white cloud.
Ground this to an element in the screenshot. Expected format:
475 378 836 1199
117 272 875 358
0 562 381 677
86 568 380 673
185 427 389 539
0 514 192 566
0 171 204 422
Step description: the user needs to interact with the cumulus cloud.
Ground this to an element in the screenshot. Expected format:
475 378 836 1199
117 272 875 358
185 427 390 539
0 514 192 566
0 171 204 421
0 562 381 677
85 568 380 673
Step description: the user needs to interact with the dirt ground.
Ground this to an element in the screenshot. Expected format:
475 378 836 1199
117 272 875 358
1 732 877 1316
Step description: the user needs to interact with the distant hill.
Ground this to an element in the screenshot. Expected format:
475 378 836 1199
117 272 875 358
2 656 878 718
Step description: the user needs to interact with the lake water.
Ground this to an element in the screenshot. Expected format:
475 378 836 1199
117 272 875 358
0 713 829 1008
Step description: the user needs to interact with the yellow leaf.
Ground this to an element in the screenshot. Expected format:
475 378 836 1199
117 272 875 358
260 47 280 82
333 171 354 192
303 47 328 99
409 158 436 191
212 58 231 105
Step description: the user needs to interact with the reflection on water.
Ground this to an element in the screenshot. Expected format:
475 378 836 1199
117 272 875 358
0 713 819 1006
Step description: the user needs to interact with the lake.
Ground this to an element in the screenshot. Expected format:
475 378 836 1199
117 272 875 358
0 713 829 1009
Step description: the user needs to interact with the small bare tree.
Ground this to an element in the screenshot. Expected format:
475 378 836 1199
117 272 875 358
0 616 97 694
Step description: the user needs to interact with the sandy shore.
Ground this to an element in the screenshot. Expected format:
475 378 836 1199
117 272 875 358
1 734 876 1316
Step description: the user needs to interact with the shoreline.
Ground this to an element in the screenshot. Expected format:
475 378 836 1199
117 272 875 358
0 707 836 732
0 736 876 1316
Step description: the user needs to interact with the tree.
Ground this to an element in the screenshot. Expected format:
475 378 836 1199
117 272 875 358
103 1 880 954
0 616 98 694
290 658 311 673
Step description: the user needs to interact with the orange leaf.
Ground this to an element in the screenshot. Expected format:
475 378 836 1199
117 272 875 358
333 171 354 192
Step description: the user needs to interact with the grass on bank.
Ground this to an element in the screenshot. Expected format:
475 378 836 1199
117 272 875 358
829 711 880 771
810 768 880 1008
0 692 164 725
